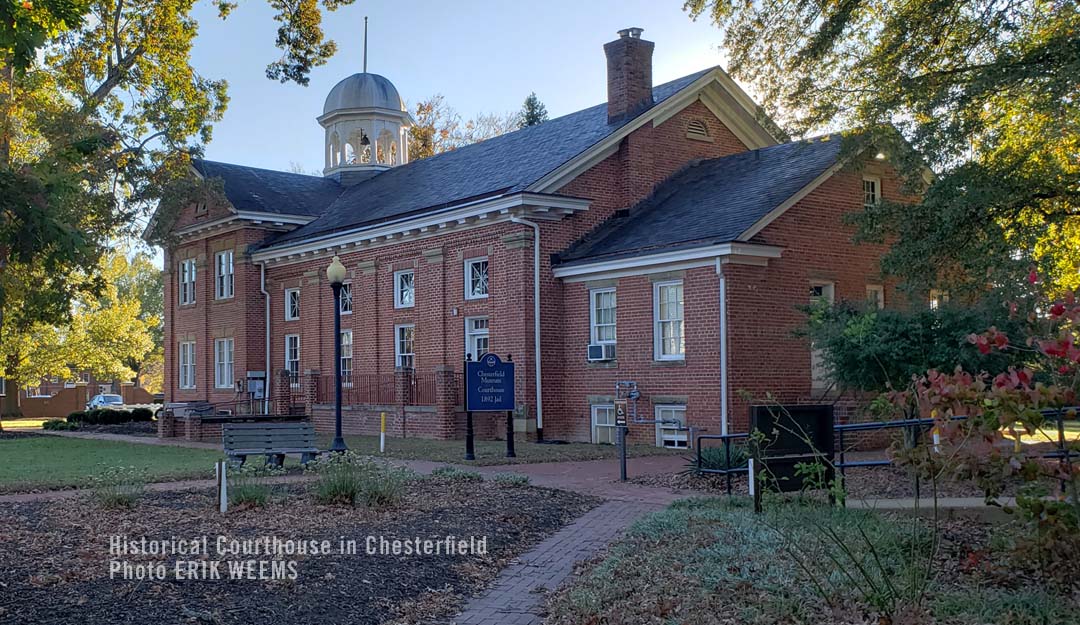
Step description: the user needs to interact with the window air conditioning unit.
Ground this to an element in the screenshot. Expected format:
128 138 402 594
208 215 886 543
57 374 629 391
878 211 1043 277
587 343 616 362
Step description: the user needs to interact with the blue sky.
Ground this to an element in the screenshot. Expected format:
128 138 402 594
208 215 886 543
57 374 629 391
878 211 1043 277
189 0 731 172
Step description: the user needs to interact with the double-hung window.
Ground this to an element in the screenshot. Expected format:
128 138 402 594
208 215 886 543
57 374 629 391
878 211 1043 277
810 282 835 388
590 288 617 344
591 404 617 445
395 325 415 369
465 317 489 359
285 288 300 321
340 282 353 314
178 341 196 389
214 338 234 389
395 269 415 308
179 259 196 305
465 257 489 300
655 405 688 448
653 280 684 360
215 250 234 299
285 335 301 387
866 284 885 309
340 330 353 380
862 176 880 210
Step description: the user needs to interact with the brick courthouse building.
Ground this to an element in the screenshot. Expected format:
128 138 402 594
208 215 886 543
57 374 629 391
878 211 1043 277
153 28 901 445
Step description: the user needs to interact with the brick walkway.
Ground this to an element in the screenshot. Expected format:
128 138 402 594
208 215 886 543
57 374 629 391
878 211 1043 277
449 499 663 625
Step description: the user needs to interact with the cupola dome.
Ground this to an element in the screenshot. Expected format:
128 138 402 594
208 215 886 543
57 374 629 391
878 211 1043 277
322 72 405 115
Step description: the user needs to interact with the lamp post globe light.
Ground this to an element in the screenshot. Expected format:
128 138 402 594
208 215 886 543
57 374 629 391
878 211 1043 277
326 256 349 453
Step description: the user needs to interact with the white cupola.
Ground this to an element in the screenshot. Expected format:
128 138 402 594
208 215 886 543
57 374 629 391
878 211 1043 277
319 71 412 180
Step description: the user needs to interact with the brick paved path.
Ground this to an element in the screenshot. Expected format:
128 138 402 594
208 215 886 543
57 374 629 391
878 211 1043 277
450 499 663 625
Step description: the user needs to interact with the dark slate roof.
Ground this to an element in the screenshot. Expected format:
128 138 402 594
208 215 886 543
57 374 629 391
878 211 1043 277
555 136 843 265
192 160 342 217
262 68 714 248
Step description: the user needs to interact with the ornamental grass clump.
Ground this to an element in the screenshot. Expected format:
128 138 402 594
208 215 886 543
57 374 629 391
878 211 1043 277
227 464 284 509
307 452 407 508
90 466 147 510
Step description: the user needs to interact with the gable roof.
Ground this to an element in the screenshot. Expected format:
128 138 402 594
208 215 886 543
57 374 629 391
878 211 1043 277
554 136 843 266
192 160 341 217
258 69 715 249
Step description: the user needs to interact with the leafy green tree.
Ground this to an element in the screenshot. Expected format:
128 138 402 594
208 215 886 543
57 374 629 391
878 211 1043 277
518 92 548 128
684 0 1080 298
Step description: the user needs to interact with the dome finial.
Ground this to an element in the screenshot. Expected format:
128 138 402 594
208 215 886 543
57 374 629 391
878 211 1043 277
363 16 368 73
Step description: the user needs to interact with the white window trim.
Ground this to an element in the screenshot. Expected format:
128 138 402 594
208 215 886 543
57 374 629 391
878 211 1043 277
179 259 196 305
589 287 617 345
394 269 415 309
810 281 836 390
866 284 885 309
340 329 353 380
284 334 301 387
340 282 353 315
464 257 489 300
591 404 617 445
284 288 300 321
178 341 196 389
654 404 688 448
862 175 881 209
214 250 234 300
214 338 234 389
653 280 685 361
395 324 416 369
464 316 490 360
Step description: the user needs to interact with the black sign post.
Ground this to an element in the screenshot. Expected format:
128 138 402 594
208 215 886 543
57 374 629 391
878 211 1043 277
464 353 516 462
614 398 629 482
505 355 516 458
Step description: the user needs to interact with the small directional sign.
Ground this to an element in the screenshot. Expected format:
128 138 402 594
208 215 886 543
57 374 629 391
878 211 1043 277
614 399 628 427
465 353 515 412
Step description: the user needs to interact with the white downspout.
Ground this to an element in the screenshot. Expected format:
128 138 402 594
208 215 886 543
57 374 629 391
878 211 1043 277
510 215 544 440
716 258 729 436
260 262 271 414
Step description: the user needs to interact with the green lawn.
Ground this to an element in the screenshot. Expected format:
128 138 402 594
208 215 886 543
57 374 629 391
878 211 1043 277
323 434 680 466
0 436 224 492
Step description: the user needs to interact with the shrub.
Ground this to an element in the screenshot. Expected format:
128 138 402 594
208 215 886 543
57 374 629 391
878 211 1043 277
90 466 146 509
490 472 529 486
430 466 483 482
71 408 151 425
307 452 407 508
228 464 283 509
129 407 154 422
66 411 86 424
43 418 78 431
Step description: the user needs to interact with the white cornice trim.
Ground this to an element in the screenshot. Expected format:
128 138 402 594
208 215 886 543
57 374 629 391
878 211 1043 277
250 192 591 263
553 242 784 282
527 68 782 195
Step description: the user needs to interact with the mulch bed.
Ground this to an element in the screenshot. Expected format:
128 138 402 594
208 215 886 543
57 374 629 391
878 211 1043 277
0 431 42 440
0 476 600 625
74 421 159 437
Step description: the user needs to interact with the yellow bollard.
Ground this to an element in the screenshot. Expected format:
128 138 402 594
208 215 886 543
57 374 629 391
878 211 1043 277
380 411 386 453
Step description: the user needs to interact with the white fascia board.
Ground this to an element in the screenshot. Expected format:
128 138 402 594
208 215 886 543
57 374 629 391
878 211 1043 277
251 192 590 262
528 68 783 195
553 242 784 281
235 211 317 226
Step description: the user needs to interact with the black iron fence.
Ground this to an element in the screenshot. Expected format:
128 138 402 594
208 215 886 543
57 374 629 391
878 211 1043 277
309 370 438 406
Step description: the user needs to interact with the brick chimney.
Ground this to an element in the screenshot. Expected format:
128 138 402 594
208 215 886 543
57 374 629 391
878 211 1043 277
604 27 654 124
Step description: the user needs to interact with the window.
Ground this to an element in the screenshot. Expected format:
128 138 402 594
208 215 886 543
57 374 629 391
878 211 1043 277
866 284 885 309
810 282 835 388
465 257 489 300
214 338 234 389
178 341 196 389
862 176 880 210
465 317 489 360
340 282 353 314
929 289 950 310
655 405 688 448
394 269 415 308
395 325 415 369
340 330 353 380
178 259 196 305
215 250 234 299
653 281 684 360
194 202 208 216
591 404 617 445
590 288 617 344
285 288 300 320
285 335 300 387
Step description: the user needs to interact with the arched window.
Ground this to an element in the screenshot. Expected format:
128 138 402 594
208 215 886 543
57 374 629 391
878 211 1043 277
376 130 394 164
389 142 398 165
360 145 371 164
686 119 710 140
344 143 356 165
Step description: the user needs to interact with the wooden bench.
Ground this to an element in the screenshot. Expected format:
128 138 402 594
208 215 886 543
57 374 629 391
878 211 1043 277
222 422 319 467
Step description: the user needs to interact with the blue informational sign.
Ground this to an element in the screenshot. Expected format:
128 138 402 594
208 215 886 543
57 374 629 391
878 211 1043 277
465 353 515 412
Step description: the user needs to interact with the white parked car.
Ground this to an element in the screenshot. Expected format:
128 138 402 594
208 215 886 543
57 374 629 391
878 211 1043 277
87 394 124 410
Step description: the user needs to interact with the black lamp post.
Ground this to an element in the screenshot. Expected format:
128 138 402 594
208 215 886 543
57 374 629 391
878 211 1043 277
326 255 349 453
